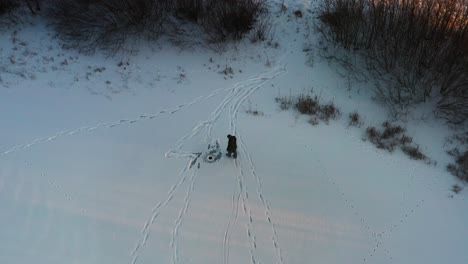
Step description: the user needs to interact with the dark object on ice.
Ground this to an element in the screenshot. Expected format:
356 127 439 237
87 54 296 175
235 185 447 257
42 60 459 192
226 134 237 158
189 152 202 169
203 141 222 163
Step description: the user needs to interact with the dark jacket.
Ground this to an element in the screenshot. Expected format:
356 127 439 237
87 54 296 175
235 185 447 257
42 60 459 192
227 135 237 152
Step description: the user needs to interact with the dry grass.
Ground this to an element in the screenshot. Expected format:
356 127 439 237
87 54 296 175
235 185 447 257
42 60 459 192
295 95 320 115
276 93 341 125
348 111 362 127
447 149 468 182
452 184 463 194
365 121 429 162
401 145 427 161
275 95 293 110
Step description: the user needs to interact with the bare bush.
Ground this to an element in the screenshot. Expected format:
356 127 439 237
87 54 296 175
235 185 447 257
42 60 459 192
24 0 40 14
381 121 405 140
46 0 269 53
348 111 362 127
203 0 266 42
452 184 463 194
1 0 44 27
366 126 379 143
447 149 468 182
47 0 168 54
0 0 21 26
399 135 413 145
295 94 320 115
319 101 341 123
318 0 468 124
401 145 427 161
275 95 293 110
276 93 341 124
366 124 397 151
365 121 429 161
436 65 468 125
250 15 272 43
173 0 204 22
0 0 20 16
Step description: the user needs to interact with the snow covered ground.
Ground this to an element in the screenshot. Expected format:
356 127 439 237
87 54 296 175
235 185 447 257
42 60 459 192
1 1 467 264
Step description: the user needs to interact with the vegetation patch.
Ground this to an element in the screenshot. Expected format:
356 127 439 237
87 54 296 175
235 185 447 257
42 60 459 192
276 93 341 125
318 0 468 125
447 148 468 182
365 121 430 162
452 184 463 194
348 111 363 127
0 0 20 16
47 0 168 54
46 0 269 53
203 0 266 42
275 95 293 111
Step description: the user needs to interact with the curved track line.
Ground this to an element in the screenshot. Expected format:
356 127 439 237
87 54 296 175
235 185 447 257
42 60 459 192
234 158 259 264
0 86 232 158
130 161 193 264
171 170 197 264
238 137 285 264
166 36 291 264
166 65 286 160
131 56 287 263
3 62 286 159
223 173 242 264
222 66 286 264
224 62 286 264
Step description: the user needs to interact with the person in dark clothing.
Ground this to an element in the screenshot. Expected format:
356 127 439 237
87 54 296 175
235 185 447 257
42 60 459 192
226 134 237 158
